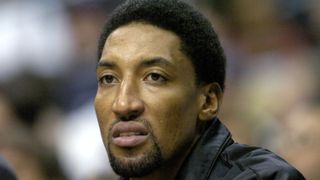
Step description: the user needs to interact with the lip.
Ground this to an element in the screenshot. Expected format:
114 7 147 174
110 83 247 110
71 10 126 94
111 121 149 147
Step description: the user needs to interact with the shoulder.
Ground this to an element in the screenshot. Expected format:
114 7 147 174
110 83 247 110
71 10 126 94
218 143 305 180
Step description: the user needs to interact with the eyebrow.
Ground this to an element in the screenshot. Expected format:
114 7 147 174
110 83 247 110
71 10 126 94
140 57 174 68
97 57 174 69
97 60 116 69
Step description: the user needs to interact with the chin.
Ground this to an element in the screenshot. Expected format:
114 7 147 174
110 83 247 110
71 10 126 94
107 140 163 177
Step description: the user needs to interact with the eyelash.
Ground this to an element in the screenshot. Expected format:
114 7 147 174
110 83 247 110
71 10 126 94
144 72 167 83
99 74 118 86
98 72 168 86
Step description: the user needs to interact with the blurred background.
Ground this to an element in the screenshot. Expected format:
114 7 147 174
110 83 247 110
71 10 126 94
0 0 319 179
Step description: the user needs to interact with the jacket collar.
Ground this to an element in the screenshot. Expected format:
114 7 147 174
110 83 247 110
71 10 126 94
175 118 233 180
118 118 232 180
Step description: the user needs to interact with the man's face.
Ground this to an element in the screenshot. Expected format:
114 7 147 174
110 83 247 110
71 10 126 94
95 22 203 177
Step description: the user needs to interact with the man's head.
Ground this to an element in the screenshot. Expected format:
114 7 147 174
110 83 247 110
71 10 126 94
95 0 226 178
97 0 226 89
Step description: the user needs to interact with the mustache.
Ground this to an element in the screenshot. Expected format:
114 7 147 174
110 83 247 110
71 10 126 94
108 118 154 138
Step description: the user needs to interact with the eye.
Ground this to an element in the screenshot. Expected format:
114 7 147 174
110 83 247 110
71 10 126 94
99 74 118 85
144 73 167 83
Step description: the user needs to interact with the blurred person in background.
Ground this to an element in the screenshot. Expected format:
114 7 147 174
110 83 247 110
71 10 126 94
0 75 66 180
0 92 17 180
0 126 66 180
276 105 320 180
199 0 320 178
0 156 17 180
0 0 120 179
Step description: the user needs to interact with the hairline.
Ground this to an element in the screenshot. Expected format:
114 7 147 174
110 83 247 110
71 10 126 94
99 20 205 86
97 0 226 91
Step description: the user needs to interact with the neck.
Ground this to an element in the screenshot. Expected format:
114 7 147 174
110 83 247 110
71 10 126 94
131 135 200 180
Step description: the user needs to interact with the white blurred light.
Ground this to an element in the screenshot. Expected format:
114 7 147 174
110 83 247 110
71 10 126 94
0 0 74 80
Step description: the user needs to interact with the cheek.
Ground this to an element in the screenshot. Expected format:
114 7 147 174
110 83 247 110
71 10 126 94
145 91 199 157
94 93 114 141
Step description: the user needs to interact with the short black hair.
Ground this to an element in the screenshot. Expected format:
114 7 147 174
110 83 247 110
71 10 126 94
97 0 226 90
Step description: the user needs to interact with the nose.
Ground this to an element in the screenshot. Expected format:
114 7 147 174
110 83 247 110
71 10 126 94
112 81 145 121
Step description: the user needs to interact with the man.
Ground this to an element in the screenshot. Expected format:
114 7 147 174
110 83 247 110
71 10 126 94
94 0 305 179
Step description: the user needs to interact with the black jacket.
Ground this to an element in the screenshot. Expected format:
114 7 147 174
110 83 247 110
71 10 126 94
175 118 305 180
119 118 305 180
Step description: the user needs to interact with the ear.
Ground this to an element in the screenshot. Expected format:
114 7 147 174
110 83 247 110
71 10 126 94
198 83 223 121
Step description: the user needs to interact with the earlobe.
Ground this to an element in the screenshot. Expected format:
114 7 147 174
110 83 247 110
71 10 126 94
198 83 223 121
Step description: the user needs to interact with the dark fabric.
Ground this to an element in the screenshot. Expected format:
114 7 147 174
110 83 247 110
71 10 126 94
0 156 17 180
175 118 305 180
118 118 305 180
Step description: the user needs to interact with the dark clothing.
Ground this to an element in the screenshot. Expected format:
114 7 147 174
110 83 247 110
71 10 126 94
120 118 305 180
0 156 17 180
176 118 305 180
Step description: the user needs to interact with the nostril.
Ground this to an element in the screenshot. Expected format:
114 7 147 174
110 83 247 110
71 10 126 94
119 111 139 121
128 113 138 120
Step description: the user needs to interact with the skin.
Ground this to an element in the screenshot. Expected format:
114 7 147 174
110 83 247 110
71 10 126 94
95 22 221 179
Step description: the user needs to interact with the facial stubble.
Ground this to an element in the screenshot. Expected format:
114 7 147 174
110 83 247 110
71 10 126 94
107 119 163 177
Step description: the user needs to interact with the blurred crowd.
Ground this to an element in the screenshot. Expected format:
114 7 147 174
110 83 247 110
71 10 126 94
0 0 319 179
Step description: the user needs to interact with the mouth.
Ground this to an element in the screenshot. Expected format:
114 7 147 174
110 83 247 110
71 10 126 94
111 121 149 148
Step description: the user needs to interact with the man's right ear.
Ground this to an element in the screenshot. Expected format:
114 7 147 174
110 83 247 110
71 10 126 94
198 83 223 121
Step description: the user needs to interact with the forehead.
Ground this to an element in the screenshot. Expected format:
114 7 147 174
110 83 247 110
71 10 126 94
101 22 186 64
